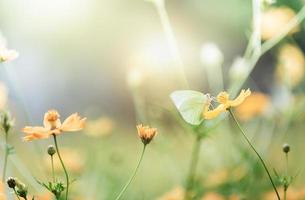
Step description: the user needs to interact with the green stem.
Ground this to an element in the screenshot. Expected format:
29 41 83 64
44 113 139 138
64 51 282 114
13 188 21 200
51 155 55 183
184 135 202 200
229 109 280 200
284 153 289 200
2 132 9 182
52 135 69 200
114 144 146 200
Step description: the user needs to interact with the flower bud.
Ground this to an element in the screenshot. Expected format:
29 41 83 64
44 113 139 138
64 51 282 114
0 111 14 133
282 143 290 153
15 180 28 199
6 177 16 188
47 145 56 156
136 124 157 145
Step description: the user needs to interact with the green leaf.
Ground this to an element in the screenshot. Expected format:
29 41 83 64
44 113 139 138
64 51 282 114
170 90 208 125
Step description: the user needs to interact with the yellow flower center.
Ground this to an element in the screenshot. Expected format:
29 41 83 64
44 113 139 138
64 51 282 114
217 92 229 104
45 110 60 130
46 110 60 122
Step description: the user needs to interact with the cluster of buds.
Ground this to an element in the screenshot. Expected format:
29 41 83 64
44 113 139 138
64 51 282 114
7 177 28 199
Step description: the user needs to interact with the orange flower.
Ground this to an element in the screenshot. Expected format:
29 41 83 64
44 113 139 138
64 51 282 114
261 7 299 40
276 43 305 87
203 89 251 119
236 92 270 121
85 117 115 137
0 182 6 200
136 124 157 145
44 148 84 173
201 192 224 200
22 110 86 141
157 186 184 200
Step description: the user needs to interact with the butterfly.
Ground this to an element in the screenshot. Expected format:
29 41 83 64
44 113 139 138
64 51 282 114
170 90 210 126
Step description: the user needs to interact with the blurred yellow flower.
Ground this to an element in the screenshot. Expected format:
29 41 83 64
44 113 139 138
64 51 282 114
0 182 6 200
201 192 224 200
261 7 299 40
205 170 229 188
276 43 305 87
0 35 18 63
204 89 251 119
45 148 84 173
157 186 184 200
85 117 114 137
0 46 18 63
137 124 157 145
235 92 270 121
22 110 86 141
0 82 8 111
26 193 53 200
263 186 305 200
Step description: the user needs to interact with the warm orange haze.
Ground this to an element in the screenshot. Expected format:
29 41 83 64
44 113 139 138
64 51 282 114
1 0 305 199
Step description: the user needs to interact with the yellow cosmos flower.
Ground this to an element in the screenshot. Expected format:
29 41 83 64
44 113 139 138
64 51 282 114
136 124 157 145
203 89 251 120
22 110 86 141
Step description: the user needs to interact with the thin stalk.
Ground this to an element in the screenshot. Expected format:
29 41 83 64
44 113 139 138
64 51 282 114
114 144 146 200
13 188 21 200
184 135 202 200
51 155 55 183
2 132 9 182
284 153 289 200
230 4 305 96
151 0 189 88
229 109 280 200
52 135 69 200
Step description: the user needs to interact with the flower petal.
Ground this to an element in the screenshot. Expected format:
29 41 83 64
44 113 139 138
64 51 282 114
43 110 61 130
22 126 49 134
229 89 251 107
204 104 226 119
23 133 51 141
22 126 51 141
60 113 86 132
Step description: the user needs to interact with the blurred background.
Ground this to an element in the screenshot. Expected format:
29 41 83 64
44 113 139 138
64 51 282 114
1 0 305 199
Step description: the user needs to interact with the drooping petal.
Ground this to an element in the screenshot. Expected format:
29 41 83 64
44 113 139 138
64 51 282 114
22 126 50 134
203 104 226 120
23 133 51 141
60 113 86 132
229 89 251 107
22 126 51 141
